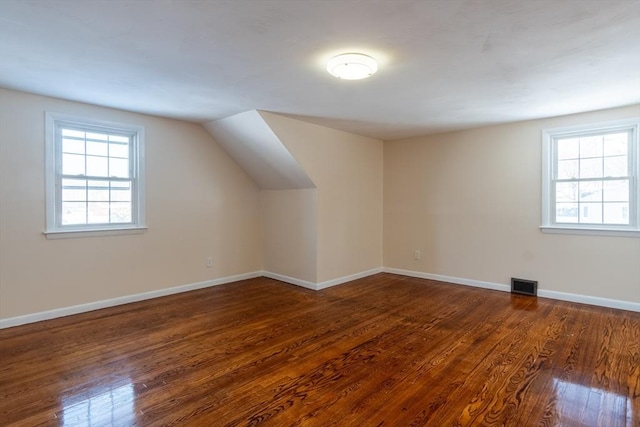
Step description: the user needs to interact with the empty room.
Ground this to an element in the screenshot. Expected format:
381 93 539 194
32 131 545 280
0 0 639 426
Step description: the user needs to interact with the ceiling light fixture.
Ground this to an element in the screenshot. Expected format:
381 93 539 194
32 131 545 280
326 53 378 80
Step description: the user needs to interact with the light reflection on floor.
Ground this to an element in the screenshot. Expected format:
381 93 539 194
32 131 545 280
62 381 134 426
554 378 631 425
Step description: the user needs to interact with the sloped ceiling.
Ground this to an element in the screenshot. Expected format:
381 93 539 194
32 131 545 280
0 0 639 140
204 111 315 190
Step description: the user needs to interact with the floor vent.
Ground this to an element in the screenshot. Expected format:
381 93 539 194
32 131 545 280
511 278 537 296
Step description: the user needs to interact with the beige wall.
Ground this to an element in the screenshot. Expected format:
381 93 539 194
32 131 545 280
2 87 636 320
261 112 383 283
384 105 640 303
0 89 262 319
261 189 317 283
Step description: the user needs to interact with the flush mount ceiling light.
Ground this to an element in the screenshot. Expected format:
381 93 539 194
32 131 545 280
326 53 378 80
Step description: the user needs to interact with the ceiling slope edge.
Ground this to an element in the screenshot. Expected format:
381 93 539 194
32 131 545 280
203 110 315 190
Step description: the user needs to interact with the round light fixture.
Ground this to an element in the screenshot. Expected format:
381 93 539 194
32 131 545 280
326 53 378 80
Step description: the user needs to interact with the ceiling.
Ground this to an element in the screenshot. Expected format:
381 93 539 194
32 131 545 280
1 0 639 140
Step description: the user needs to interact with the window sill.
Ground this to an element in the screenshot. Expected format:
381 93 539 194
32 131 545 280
44 227 148 240
540 226 639 238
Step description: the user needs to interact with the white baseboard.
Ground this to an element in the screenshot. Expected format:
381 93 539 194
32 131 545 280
4 266 636 329
263 267 384 291
316 267 384 290
536 289 640 313
262 271 317 290
383 267 640 313
383 267 510 292
0 271 262 329
0 267 380 329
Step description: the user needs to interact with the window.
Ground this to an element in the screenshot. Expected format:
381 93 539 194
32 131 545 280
541 117 639 237
45 113 146 238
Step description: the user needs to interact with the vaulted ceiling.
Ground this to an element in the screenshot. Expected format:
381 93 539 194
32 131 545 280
1 0 638 140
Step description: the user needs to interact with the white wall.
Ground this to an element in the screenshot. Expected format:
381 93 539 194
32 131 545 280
0 89 263 320
261 112 384 283
261 189 317 283
384 105 640 304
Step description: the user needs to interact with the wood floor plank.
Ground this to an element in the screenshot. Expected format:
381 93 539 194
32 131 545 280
0 273 638 426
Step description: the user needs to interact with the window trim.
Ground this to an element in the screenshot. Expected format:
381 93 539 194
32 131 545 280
44 112 147 238
541 117 640 238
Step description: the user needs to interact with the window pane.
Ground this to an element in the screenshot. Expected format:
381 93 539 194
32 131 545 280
109 142 129 158
579 158 603 179
579 181 602 202
109 158 130 178
86 155 108 177
557 159 578 179
86 132 108 141
580 135 603 158
61 202 87 225
546 120 637 232
603 202 629 225
110 202 132 223
51 118 142 231
86 140 108 156
88 180 109 202
109 135 129 143
62 129 85 138
62 153 85 175
62 138 85 154
603 180 629 202
557 138 579 160
111 182 131 202
556 182 578 202
62 179 87 202
603 133 628 156
555 203 578 223
580 203 602 224
603 156 627 177
87 202 110 224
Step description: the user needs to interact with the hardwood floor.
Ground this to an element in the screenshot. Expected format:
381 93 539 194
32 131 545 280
0 273 638 426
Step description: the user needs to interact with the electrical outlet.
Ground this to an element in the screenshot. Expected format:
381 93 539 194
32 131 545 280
414 250 421 260
206 257 213 268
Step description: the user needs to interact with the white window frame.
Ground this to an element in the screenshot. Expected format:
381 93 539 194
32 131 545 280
541 117 640 238
44 112 147 239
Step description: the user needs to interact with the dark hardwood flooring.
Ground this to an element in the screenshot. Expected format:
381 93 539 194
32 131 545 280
0 273 638 426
